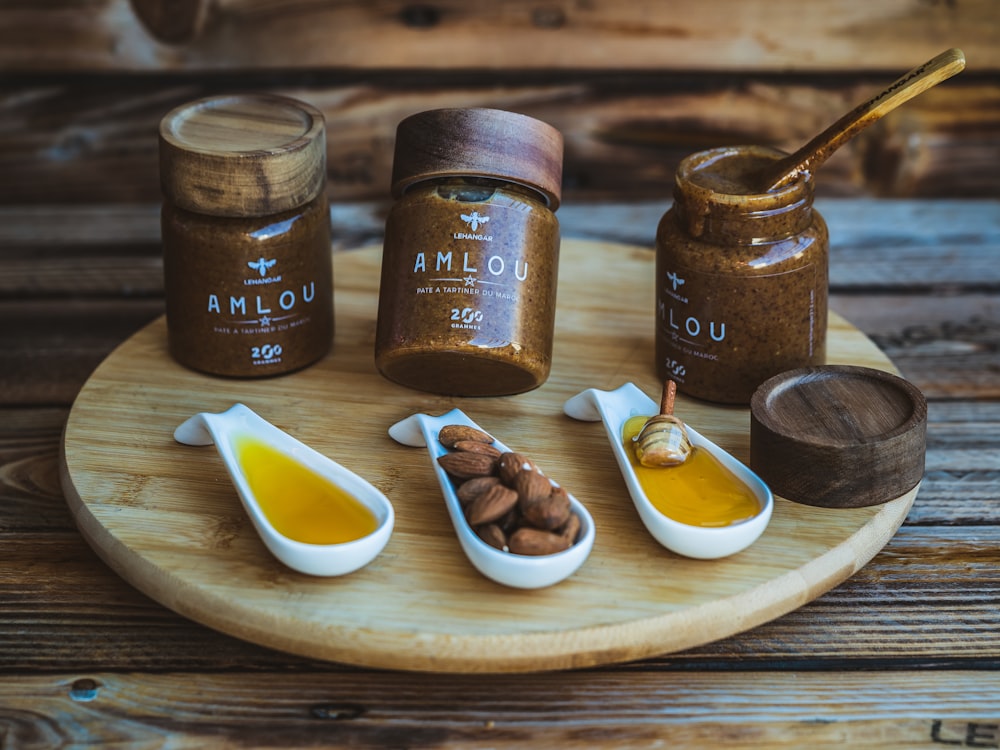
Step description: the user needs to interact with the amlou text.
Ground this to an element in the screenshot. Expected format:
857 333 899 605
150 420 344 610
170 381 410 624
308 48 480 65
660 302 727 342
207 283 317 315
412 251 528 281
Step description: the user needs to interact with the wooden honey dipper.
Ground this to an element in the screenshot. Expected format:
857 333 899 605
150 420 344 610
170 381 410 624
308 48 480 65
633 380 693 467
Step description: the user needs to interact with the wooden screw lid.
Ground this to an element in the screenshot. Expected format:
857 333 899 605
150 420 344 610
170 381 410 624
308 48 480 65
749 365 927 508
390 108 564 209
159 94 327 217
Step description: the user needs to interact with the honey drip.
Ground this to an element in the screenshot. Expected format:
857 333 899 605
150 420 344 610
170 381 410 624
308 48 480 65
236 438 378 545
622 416 760 527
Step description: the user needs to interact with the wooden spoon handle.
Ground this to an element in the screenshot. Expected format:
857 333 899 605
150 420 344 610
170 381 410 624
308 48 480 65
659 380 678 416
758 48 966 192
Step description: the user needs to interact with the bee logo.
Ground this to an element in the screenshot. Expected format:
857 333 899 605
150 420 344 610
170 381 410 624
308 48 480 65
248 258 277 277
461 212 490 232
666 271 685 291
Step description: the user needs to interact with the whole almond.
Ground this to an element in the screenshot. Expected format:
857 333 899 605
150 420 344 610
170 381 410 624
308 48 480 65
521 486 572 530
498 452 539 485
558 511 581 544
475 523 507 551
497 507 520 533
438 424 494 448
513 470 552 506
436 428 583 556
466 483 519 526
456 476 501 506
508 527 571 556
453 440 502 459
437 451 497 479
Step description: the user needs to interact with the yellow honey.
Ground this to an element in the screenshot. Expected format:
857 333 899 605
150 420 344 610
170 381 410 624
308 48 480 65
235 438 378 545
622 416 760 527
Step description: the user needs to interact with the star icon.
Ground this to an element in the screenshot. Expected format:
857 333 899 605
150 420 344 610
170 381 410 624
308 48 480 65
259 316 272 326
463 276 477 287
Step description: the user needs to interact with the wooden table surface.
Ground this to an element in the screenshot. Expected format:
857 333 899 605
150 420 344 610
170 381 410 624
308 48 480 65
2 198 998 748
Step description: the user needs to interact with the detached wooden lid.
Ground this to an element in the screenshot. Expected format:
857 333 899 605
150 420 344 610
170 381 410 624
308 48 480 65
749 365 927 508
390 108 564 209
159 94 327 217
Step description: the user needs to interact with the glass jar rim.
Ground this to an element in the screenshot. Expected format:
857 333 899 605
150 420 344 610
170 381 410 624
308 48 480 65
674 145 814 210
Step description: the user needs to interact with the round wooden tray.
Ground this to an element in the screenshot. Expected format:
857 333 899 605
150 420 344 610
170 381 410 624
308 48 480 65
60 240 917 673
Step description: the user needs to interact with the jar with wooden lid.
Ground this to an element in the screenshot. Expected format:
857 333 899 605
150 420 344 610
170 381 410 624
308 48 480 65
655 145 828 404
159 93 333 377
375 108 564 396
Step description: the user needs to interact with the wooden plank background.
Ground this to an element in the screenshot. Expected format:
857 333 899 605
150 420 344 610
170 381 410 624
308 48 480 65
0 0 997 204
6 0 1000 71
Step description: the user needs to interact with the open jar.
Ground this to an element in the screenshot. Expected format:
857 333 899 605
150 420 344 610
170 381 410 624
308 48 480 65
159 93 334 378
655 145 829 404
375 108 564 396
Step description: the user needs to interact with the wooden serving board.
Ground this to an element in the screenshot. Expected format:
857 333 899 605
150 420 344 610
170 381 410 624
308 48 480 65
60 240 917 673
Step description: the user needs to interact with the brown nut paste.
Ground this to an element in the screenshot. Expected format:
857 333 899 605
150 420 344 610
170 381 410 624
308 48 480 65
159 94 333 378
655 145 829 404
375 108 564 397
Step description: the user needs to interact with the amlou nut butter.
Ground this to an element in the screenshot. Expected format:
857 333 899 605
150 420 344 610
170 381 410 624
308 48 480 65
375 108 564 396
159 94 333 377
655 145 829 404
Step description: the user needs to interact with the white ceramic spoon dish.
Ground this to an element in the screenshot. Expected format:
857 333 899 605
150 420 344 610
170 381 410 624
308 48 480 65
389 408 595 589
564 383 772 559
175 403 394 576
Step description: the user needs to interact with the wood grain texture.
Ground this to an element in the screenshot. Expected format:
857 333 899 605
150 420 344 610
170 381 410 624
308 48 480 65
159 93 328 215
4 523 997 672
59 240 916 673
0 671 997 748
0 299 163 406
389 107 564 207
750 366 927 507
5 0 998 72
0 79 994 205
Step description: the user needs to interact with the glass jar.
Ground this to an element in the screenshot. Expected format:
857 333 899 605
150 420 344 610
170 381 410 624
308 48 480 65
655 145 828 404
159 93 333 377
375 108 564 396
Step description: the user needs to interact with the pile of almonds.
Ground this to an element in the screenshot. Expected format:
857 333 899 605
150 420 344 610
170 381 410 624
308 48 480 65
436 424 581 556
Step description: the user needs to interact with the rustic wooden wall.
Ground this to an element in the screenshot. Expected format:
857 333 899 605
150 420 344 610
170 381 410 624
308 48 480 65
1 0 997 208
